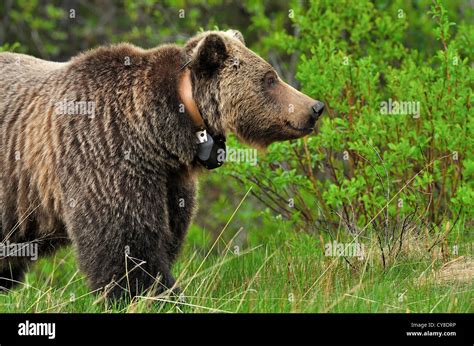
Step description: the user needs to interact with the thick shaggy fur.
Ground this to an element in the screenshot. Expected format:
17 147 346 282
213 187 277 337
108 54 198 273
0 30 319 298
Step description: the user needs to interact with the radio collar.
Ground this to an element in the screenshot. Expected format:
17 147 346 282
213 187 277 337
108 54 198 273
178 67 226 169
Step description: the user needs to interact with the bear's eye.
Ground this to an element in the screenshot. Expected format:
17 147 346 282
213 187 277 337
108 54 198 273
264 72 278 89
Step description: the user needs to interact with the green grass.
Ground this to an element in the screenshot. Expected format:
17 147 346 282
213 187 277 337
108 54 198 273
0 225 472 313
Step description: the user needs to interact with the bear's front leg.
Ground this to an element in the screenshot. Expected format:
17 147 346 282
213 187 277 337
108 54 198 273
63 177 177 300
166 172 197 263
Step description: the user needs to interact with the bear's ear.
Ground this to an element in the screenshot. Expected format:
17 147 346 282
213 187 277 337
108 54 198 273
226 29 246 46
193 34 228 75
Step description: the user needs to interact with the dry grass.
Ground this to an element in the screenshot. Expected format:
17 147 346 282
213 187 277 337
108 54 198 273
436 256 474 285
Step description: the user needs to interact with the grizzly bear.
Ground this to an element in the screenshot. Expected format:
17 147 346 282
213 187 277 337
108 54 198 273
0 30 324 299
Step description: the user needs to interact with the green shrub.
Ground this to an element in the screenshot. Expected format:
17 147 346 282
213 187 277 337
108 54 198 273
222 0 473 260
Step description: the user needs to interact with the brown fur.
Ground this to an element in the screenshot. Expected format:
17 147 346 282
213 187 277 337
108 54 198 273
0 30 321 298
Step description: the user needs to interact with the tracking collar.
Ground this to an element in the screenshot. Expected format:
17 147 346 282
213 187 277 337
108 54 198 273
178 68 226 169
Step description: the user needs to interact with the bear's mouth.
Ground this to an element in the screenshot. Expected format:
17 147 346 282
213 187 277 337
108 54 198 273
285 121 314 133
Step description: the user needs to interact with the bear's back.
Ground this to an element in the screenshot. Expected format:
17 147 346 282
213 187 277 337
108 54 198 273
0 53 70 237
0 52 66 90
0 52 67 125
0 52 65 70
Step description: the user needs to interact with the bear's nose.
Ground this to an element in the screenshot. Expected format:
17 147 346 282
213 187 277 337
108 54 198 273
311 101 325 120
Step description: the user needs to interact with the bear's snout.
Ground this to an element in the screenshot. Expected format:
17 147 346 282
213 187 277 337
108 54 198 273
311 101 325 120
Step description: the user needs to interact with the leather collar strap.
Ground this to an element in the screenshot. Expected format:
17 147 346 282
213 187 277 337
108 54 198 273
178 67 227 169
179 68 206 130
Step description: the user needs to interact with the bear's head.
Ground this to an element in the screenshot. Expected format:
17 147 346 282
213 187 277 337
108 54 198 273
183 30 324 148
